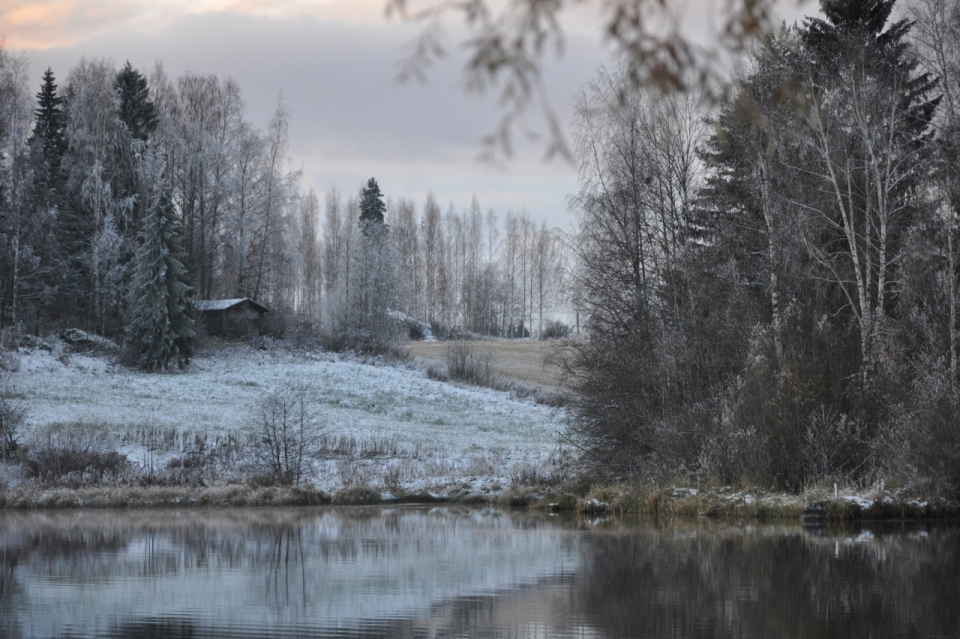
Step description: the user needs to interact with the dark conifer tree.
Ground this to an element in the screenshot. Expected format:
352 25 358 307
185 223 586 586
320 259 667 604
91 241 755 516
127 191 195 371
30 68 68 217
115 62 158 143
359 178 386 226
800 0 940 160
699 32 806 343
33 68 67 162
28 68 74 322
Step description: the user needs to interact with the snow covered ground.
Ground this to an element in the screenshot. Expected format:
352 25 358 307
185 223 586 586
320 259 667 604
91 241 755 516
9 342 570 496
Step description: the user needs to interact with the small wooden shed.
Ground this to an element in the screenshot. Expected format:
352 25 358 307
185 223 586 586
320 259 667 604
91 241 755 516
196 298 270 337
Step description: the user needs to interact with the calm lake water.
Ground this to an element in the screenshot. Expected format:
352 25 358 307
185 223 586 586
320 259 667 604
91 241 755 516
0 506 957 639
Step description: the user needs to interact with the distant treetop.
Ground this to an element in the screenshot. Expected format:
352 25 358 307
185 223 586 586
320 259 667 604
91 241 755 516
115 61 158 142
360 177 386 226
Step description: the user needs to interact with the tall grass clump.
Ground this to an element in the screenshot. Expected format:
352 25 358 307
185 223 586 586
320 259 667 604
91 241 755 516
21 422 130 486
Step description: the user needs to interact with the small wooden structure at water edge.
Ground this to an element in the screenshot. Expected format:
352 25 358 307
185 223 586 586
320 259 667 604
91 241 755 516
195 298 270 338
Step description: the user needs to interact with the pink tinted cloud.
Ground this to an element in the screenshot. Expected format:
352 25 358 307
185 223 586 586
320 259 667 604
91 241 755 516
2 0 141 49
1 0 388 50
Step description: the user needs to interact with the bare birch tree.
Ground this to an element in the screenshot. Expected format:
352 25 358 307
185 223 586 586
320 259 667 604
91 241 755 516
297 188 323 324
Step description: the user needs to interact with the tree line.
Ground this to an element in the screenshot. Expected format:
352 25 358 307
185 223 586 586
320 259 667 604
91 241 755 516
567 0 960 494
0 52 571 364
319 185 568 350
0 55 301 352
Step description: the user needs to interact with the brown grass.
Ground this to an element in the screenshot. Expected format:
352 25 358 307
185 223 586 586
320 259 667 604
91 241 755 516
0 485 331 509
528 484 960 522
404 340 568 391
0 483 450 509
3 476 954 521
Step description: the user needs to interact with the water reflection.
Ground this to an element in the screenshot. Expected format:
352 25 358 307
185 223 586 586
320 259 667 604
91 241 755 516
0 508 957 638
576 523 960 639
0 508 582 638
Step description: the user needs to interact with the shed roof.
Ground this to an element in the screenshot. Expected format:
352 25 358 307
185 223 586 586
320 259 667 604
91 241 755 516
196 298 270 313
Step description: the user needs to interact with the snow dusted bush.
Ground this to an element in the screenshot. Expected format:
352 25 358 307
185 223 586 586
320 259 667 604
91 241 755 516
0 370 25 459
877 359 960 496
711 316 871 490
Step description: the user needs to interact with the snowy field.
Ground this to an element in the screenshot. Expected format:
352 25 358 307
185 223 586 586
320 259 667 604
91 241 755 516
9 343 570 495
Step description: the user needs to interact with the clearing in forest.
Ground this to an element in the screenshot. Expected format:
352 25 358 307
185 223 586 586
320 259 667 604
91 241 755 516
403 339 567 391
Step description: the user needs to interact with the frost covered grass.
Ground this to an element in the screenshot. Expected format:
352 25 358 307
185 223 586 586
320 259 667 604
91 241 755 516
7 342 570 501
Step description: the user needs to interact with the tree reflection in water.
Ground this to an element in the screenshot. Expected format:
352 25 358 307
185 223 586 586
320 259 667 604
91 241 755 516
576 524 960 639
0 509 957 638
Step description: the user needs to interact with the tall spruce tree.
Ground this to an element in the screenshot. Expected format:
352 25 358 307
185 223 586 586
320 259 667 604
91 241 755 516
115 62 158 143
30 68 67 214
33 68 66 162
114 62 157 246
700 31 804 367
29 68 73 322
359 177 386 227
127 186 195 371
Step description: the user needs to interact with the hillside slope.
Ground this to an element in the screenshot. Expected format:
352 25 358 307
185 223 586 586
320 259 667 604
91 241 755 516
12 344 569 495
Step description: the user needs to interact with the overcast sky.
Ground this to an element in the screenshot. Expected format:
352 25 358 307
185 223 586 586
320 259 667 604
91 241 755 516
2 0 817 229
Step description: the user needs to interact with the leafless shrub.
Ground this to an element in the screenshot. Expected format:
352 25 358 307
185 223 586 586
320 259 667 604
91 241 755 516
0 370 26 459
533 389 571 407
510 455 576 487
715 316 869 490
802 407 869 481
21 423 129 486
698 420 770 486
321 322 403 356
445 340 496 388
254 384 322 485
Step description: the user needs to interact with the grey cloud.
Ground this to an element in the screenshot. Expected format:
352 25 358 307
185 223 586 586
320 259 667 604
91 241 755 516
19 10 594 226
17 1 819 227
